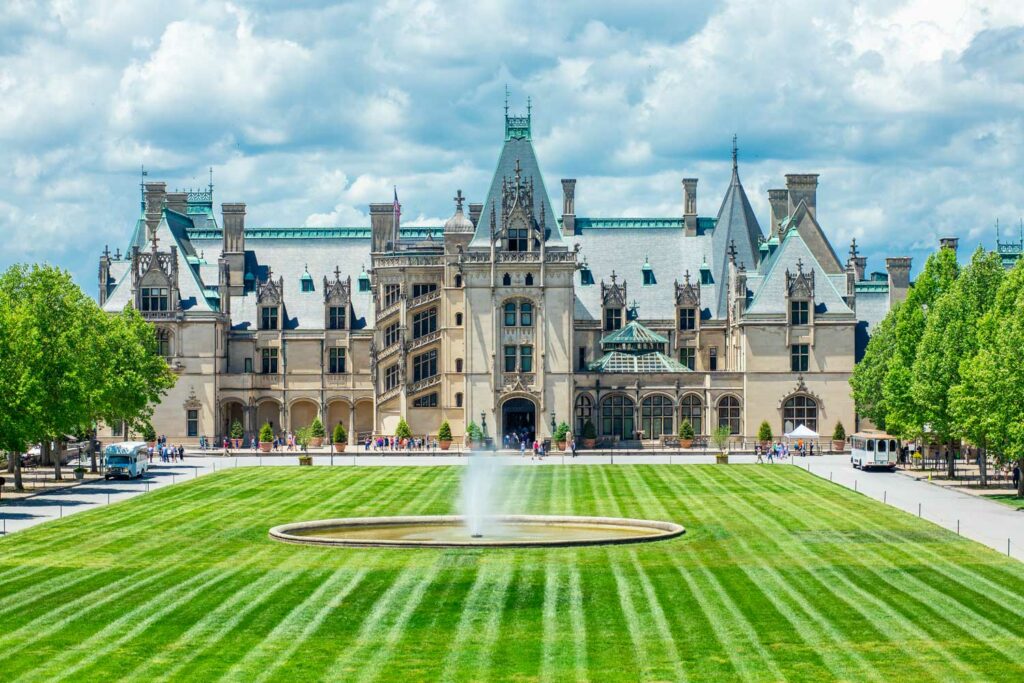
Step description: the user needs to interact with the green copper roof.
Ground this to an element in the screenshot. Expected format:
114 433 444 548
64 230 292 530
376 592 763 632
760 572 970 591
185 226 443 240
588 350 689 373
573 217 717 232
600 320 669 347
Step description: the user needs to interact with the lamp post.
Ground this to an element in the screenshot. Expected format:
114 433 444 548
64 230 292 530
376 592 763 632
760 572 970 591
480 411 487 437
550 408 556 436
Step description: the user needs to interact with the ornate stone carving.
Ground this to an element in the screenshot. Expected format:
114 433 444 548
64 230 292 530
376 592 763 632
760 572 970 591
674 271 700 307
785 259 815 299
323 268 352 305
601 271 627 308
256 269 284 305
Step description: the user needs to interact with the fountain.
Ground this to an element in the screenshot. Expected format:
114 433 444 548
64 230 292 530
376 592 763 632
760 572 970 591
269 450 685 549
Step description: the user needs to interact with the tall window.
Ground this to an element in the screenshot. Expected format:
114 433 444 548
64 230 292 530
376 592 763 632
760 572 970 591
384 364 399 391
578 346 587 371
508 227 528 251
244 357 253 373
504 345 517 372
604 307 622 331
383 284 401 307
783 395 818 433
502 273 512 286
718 396 741 435
502 301 533 327
791 344 809 372
679 347 695 370
155 328 171 358
259 306 278 330
140 286 169 312
412 283 437 298
455 392 463 407
519 302 533 326
504 302 517 326
260 347 279 374
678 308 696 331
601 395 635 439
329 347 346 373
328 306 346 330
186 409 198 437
519 345 533 372
790 300 809 325
455 312 463 326
384 322 401 347
574 394 593 435
412 308 437 338
680 395 703 435
525 273 534 286
413 349 438 382
455 358 463 373
709 347 718 372
641 395 674 439
454 274 462 287
412 393 438 408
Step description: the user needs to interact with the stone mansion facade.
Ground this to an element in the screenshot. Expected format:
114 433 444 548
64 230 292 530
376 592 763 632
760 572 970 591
97 107 911 446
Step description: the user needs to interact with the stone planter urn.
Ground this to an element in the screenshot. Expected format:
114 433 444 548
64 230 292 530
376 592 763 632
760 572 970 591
680 438 693 449
556 441 566 451
334 442 347 453
73 469 85 481
259 441 272 453
298 455 313 466
715 453 729 465
309 437 324 448
439 440 451 451
832 440 845 453
582 438 597 449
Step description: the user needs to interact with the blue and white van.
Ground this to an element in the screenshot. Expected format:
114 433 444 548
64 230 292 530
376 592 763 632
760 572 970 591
104 442 149 479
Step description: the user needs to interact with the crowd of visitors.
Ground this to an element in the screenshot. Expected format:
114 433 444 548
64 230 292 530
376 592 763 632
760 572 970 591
151 435 184 463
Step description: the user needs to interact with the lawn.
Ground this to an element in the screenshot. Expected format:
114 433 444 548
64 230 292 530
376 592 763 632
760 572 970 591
983 494 1024 511
1 464 1023 682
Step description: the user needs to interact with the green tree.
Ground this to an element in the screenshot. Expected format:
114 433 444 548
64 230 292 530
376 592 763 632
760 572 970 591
913 248 1004 477
259 422 275 443
309 417 326 439
832 421 846 442
757 421 773 443
553 421 570 443
437 421 452 442
678 419 694 440
712 425 732 454
395 417 412 440
230 420 244 440
850 303 899 429
582 419 597 440
332 422 348 444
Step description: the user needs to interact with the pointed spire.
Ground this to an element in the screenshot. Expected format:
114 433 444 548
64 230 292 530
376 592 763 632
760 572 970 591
731 134 738 173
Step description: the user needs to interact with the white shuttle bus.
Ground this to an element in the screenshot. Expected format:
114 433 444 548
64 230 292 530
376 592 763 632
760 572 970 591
850 431 899 471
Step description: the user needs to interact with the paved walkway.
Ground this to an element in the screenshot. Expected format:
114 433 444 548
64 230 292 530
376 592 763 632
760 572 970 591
3 452 1023 563
792 454 1024 561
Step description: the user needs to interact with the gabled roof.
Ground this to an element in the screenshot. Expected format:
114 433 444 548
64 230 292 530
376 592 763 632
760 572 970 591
783 200 843 274
712 154 763 318
600 320 669 346
745 231 854 317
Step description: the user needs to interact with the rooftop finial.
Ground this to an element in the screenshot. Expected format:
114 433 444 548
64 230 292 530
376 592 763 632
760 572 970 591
504 84 509 117
208 166 214 196
527 96 531 118
731 134 738 171
334 265 341 280
454 189 464 211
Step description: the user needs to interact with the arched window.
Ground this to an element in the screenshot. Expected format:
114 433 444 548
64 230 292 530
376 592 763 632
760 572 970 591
601 395 635 439
455 358 463 373
717 396 741 435
454 274 462 288
455 392 463 407
783 395 818 433
641 395 674 440
501 300 533 328
574 394 593 436
455 312 463 326
680 395 703 435
502 273 512 286
155 328 172 358
525 273 534 286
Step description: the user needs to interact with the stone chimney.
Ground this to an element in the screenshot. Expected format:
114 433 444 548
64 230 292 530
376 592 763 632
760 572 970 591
221 203 246 296
939 236 959 253
370 203 396 253
165 192 188 216
785 174 819 219
143 182 167 239
468 203 483 228
885 257 912 307
768 189 789 235
682 178 698 236
561 179 576 236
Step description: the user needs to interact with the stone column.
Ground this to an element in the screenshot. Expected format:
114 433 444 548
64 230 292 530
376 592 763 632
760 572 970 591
349 403 356 449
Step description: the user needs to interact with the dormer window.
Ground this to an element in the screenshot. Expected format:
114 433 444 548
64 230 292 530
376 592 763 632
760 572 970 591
300 268 314 293
641 257 655 286
678 308 696 331
580 267 595 285
604 307 622 331
328 306 347 330
358 271 371 292
508 227 528 252
259 306 279 330
140 287 169 312
790 300 809 325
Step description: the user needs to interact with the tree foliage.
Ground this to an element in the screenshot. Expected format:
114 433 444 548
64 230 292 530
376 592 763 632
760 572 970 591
437 421 452 441
757 421 773 443
333 422 348 444
395 417 412 439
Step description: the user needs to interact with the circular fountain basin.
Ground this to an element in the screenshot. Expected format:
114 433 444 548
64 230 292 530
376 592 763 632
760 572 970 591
269 515 685 549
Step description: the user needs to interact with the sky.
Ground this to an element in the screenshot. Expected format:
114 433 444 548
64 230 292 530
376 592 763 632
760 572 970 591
2 0 1024 295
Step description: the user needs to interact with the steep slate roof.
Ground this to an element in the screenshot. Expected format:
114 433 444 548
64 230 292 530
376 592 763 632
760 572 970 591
745 230 854 317
711 155 764 318
571 227 715 321
470 123 562 248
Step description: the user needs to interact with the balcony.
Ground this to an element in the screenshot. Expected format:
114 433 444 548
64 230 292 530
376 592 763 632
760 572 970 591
409 330 440 352
378 341 401 361
496 252 540 263
407 288 440 310
375 300 401 324
379 385 402 403
407 374 441 395
501 373 535 390
252 373 282 389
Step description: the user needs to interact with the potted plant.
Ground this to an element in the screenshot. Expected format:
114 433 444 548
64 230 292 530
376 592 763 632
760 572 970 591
258 422 274 453
832 421 846 453
581 419 597 449
141 422 157 448
296 426 313 465
395 417 412 448
309 417 326 448
465 421 482 447
553 421 570 450
230 420 244 448
438 421 453 450
712 425 731 464
333 422 348 452
678 419 695 448
757 420 773 450
73 465 86 481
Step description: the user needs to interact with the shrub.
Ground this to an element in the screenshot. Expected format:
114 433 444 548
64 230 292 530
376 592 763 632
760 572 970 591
141 422 156 442
438 421 453 441
333 422 347 444
712 425 732 454
757 420 773 443
295 426 312 451
230 420 244 440
395 417 412 439
466 421 483 441
259 422 274 443
678 419 694 440
582 419 597 439
832 421 846 441
553 421 570 442
310 417 325 438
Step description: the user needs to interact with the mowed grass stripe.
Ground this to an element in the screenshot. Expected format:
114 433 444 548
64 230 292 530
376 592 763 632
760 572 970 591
566 549 589 682
711 466 983 681
539 555 565 683
681 465 885 682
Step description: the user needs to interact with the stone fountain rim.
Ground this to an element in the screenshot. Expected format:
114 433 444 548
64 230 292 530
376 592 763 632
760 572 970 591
268 514 685 549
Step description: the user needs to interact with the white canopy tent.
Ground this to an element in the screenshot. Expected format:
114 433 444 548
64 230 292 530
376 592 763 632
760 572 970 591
784 424 819 439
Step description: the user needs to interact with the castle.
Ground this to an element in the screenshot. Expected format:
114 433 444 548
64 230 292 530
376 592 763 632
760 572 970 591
97 106 912 446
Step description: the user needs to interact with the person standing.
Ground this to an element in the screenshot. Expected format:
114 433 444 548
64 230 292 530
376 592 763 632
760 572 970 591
570 438 577 458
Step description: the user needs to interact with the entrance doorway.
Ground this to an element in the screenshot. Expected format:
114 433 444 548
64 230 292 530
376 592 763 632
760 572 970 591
502 398 536 444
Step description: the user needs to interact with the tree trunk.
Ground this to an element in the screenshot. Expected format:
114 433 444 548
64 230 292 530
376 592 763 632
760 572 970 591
979 446 988 488
89 433 98 474
6 452 12 473
946 441 955 479
48 440 61 481
12 451 23 491
1018 457 1024 499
